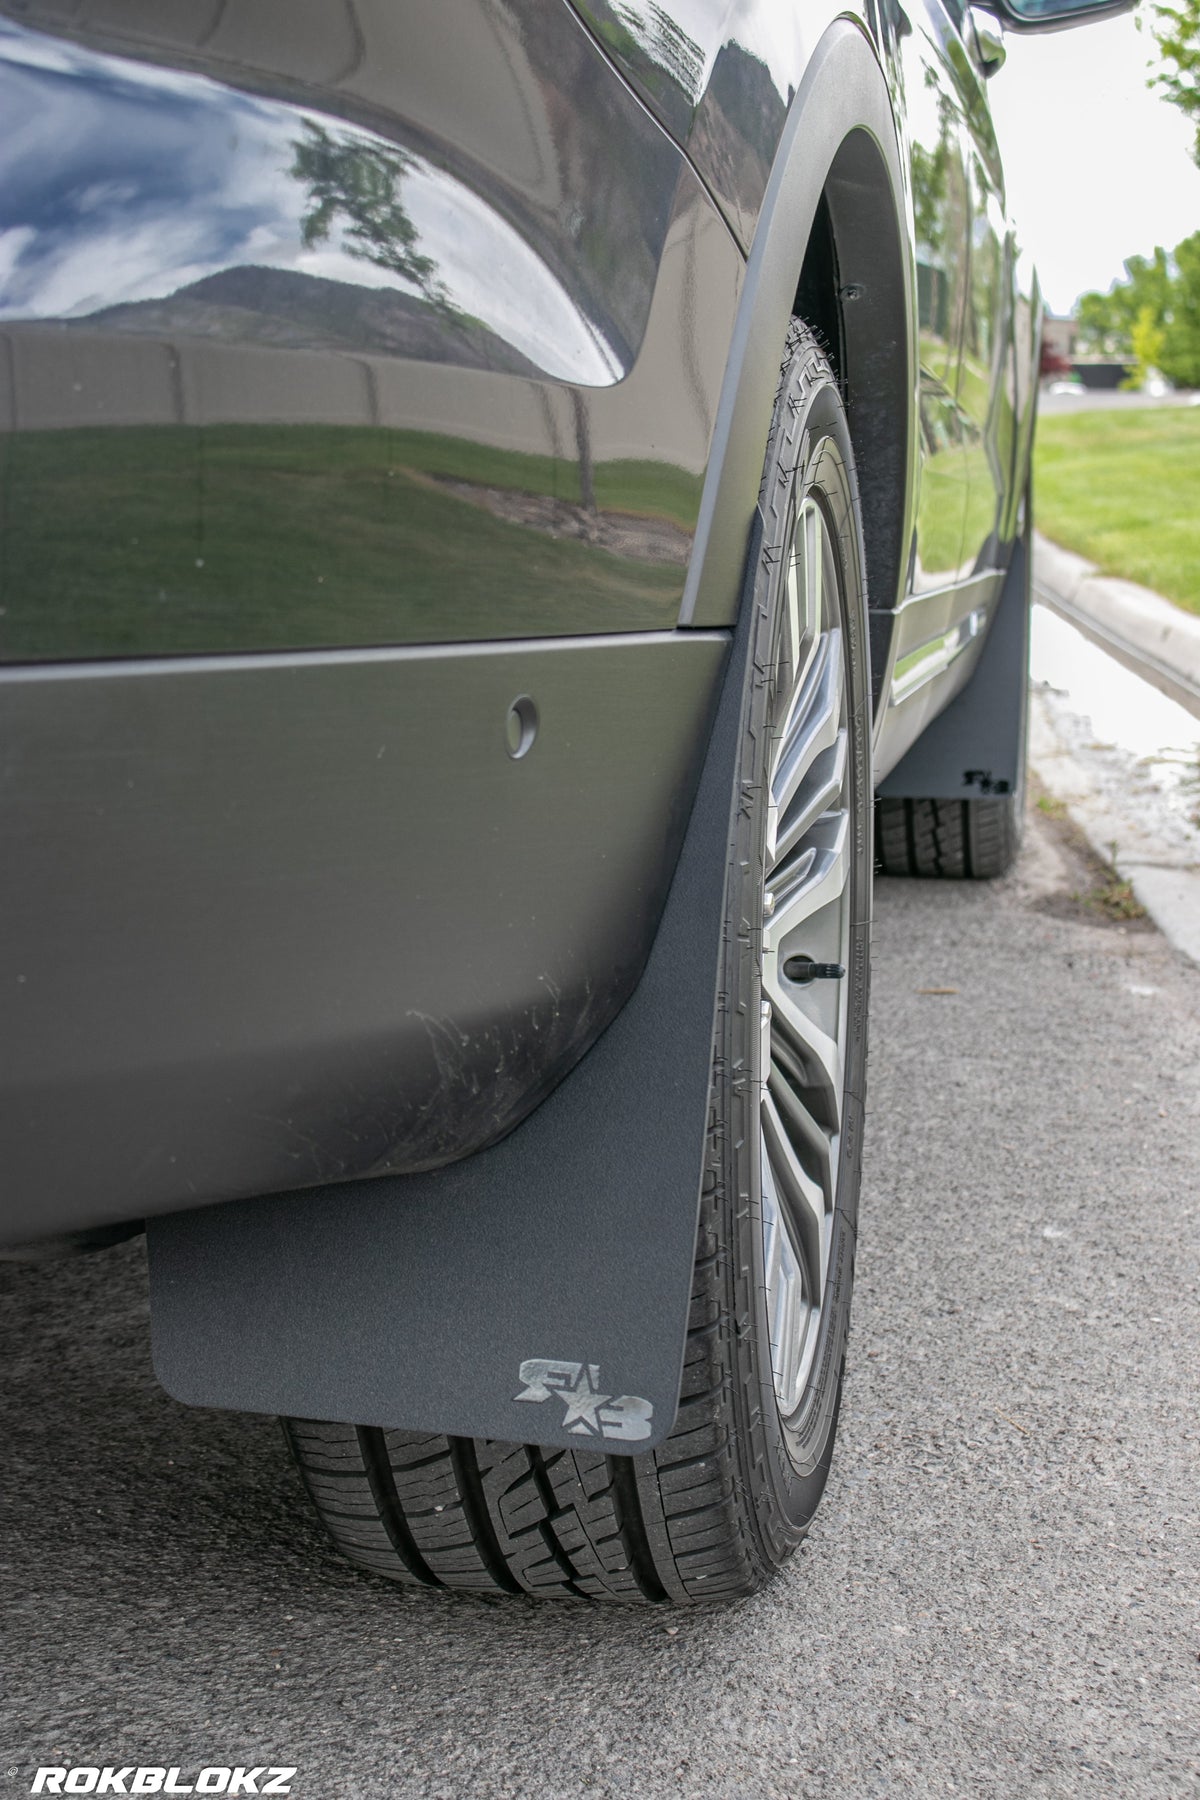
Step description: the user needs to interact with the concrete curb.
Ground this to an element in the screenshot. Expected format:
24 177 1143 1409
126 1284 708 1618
1030 533 1200 968
1032 533 1200 720
1029 693 1200 970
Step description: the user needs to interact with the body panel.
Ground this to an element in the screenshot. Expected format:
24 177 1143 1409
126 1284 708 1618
896 0 978 587
0 630 725 1242
0 3 741 658
877 522 1028 799
871 565 1004 779
952 11 1015 573
569 0 840 249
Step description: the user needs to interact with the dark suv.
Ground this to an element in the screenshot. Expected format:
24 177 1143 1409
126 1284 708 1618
0 0 1126 1602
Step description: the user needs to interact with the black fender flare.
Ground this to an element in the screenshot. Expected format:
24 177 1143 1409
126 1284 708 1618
681 16 917 633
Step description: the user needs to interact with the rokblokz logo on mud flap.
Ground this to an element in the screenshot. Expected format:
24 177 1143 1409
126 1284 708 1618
30 1773 296 1795
513 1358 653 1441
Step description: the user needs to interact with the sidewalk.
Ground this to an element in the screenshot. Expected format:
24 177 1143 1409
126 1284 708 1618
1032 533 1200 722
1030 534 1200 968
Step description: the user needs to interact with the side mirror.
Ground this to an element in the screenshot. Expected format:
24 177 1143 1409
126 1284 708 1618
975 0 1135 31
969 6 1007 71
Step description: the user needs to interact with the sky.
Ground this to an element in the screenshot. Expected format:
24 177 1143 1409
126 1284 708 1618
987 7 1200 315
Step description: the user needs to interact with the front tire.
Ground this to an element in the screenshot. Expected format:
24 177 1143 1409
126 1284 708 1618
285 322 872 1603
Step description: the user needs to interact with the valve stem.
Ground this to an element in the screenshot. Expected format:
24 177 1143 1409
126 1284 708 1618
783 958 845 983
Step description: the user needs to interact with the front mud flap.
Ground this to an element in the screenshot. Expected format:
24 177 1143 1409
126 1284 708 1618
148 535 760 1457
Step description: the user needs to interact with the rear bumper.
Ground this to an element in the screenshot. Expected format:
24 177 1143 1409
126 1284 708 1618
0 630 726 1244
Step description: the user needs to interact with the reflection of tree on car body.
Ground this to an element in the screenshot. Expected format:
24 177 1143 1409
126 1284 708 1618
292 120 451 312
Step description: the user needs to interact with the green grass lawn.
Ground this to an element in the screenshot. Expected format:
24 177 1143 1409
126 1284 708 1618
1034 407 1200 617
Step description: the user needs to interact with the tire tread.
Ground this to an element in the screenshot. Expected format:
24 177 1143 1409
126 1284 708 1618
282 1193 745 1604
875 795 1021 879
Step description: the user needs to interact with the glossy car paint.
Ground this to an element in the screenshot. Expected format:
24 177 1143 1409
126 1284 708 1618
0 0 743 656
0 0 1024 672
0 0 1043 1243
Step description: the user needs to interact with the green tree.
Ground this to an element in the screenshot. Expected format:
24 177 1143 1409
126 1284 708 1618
1075 287 1124 355
1076 247 1172 355
1162 230 1200 386
1125 304 1167 386
1078 234 1200 389
1148 0 1200 166
909 70 956 256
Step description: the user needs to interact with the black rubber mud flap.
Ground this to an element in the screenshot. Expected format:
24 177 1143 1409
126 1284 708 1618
877 530 1030 802
148 534 758 1457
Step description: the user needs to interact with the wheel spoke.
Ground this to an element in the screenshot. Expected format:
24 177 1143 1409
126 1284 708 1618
759 1142 809 1416
764 985 843 1136
772 730 848 868
801 497 824 653
767 631 843 865
773 500 824 729
762 1092 829 1387
764 810 848 949
768 1070 836 1214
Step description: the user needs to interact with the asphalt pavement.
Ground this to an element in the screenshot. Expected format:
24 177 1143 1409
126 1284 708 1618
3 807 1199 1800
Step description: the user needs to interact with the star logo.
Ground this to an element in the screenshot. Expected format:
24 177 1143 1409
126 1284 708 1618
512 1357 653 1442
557 1363 611 1435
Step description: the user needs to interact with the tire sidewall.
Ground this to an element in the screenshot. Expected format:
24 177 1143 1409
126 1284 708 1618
719 328 872 1563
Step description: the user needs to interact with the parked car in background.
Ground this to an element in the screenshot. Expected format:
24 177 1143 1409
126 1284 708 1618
0 0 1130 1603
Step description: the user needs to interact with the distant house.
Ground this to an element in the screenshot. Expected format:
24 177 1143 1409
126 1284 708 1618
1041 314 1075 366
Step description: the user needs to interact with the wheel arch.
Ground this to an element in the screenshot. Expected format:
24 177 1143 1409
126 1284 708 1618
805 129 915 711
679 17 916 687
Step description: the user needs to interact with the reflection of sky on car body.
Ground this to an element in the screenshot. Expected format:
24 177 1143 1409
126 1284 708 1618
0 20 624 384
720 0 805 100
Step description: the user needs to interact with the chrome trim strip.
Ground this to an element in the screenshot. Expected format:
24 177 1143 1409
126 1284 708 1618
889 605 987 706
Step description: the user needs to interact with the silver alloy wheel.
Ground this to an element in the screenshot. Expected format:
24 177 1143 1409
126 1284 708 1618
759 487 852 1422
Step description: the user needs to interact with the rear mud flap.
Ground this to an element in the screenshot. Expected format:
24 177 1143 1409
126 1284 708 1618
148 532 759 1456
878 531 1030 801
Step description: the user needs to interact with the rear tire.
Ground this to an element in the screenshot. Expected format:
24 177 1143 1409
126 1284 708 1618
284 321 872 1604
875 790 1022 879
876 489 1030 882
